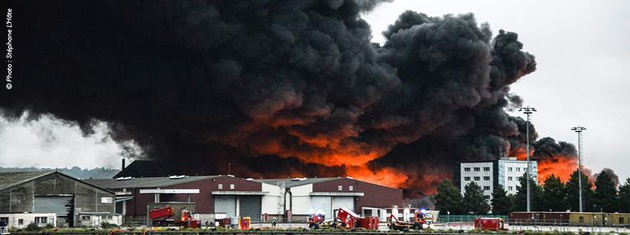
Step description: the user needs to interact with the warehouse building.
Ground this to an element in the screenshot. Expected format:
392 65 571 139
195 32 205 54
85 175 267 226
0 171 117 227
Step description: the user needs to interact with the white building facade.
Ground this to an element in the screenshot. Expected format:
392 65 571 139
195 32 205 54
459 158 538 202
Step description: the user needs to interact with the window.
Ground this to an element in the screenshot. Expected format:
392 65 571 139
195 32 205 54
35 217 47 224
218 184 223 189
18 219 23 225
474 167 480 172
484 176 490 181
619 217 625 224
508 186 513 190
464 177 471 181
338 185 343 191
508 177 513 181
508 167 513 172
464 167 471 172
483 186 490 190
483 167 490 171
483 195 490 200
474 177 480 181
516 167 521 172
230 184 235 189
349 186 353 191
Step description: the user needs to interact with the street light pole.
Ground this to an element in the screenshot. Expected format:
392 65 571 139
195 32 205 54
572 126 586 212
520 106 536 212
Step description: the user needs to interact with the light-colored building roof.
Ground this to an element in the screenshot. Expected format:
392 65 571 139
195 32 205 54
255 177 341 187
0 171 53 191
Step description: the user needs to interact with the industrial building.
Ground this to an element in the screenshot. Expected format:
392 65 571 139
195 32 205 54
459 158 538 201
86 174 404 226
85 175 266 226
0 171 117 228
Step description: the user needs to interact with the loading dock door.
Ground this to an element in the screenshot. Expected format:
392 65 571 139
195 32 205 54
311 196 332 218
333 197 355 212
214 196 236 218
34 196 73 216
239 196 261 221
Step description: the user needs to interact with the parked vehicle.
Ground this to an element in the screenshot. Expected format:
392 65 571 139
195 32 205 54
388 209 433 231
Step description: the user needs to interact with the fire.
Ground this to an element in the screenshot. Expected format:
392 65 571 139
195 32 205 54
513 147 535 161
346 166 409 188
537 155 577 183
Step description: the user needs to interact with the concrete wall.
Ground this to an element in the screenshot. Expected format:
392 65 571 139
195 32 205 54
260 183 282 216
289 184 313 215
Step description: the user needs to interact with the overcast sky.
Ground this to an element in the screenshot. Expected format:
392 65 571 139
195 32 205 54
1 0 628 182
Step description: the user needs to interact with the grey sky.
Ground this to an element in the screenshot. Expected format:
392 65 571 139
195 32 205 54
0 0 628 182
363 0 630 181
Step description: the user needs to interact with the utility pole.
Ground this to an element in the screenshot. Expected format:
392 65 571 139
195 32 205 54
520 106 536 212
572 126 586 212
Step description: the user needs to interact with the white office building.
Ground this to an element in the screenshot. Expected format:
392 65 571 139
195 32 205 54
459 158 538 202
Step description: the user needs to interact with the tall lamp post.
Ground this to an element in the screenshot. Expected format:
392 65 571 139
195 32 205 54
520 106 536 212
572 126 586 212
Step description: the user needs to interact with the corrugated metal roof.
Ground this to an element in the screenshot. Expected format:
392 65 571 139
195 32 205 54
0 171 54 191
255 177 341 187
84 175 222 189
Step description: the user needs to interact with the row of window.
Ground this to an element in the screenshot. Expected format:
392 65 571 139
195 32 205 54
464 176 491 181
463 167 491 172
338 185 354 191
217 184 235 190
464 167 530 172
464 176 522 183
0 217 48 225
463 185 515 192
507 167 529 172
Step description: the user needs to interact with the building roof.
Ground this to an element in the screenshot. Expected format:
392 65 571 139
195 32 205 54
0 171 113 193
85 175 223 189
255 177 344 187
113 160 170 178
0 171 53 191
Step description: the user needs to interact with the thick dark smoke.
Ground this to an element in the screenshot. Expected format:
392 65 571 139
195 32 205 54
532 137 577 160
3 0 540 197
594 168 620 187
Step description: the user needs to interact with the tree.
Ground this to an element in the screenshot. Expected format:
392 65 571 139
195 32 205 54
463 181 489 214
491 185 512 215
619 178 630 213
542 174 568 211
513 174 544 211
435 179 464 214
565 170 594 212
593 170 618 212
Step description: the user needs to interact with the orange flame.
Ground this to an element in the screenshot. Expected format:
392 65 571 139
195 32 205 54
537 155 577 183
346 166 409 188
513 147 535 161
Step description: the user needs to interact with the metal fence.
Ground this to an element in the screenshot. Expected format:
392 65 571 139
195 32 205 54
438 214 508 223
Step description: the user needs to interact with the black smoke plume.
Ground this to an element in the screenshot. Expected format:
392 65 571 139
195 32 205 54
3 1 539 197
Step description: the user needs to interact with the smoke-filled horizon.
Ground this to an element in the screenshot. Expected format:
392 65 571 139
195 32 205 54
1 0 588 197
